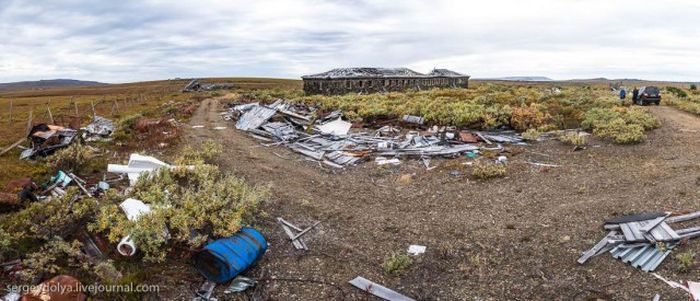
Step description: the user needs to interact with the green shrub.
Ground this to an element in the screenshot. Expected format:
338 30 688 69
521 128 543 141
112 113 143 141
675 251 696 272
90 163 268 262
581 108 620 130
691 84 697 90
623 107 660 130
46 142 92 171
667 86 688 98
558 132 587 146
472 161 507 179
593 118 645 144
382 253 413 275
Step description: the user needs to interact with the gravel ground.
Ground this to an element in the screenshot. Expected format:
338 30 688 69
173 100 700 300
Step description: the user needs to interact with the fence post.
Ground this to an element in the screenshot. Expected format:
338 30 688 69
8 99 12 124
26 108 33 135
91 100 96 119
47 105 54 124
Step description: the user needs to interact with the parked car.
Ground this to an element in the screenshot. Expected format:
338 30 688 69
636 86 661 105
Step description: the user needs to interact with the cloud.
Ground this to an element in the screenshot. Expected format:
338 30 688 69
0 0 698 82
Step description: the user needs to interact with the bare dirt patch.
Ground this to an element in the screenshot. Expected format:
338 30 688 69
182 100 700 300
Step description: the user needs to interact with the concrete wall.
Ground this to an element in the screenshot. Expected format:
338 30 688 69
303 76 469 95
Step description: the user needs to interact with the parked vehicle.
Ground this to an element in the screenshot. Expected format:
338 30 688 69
636 86 661 105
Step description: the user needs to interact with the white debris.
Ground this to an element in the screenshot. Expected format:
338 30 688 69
316 118 352 136
107 154 180 186
117 198 152 256
375 157 401 166
407 245 426 255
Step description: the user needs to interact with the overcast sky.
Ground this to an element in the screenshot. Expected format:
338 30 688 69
1 0 699 83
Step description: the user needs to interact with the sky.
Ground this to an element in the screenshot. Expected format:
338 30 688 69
0 0 699 83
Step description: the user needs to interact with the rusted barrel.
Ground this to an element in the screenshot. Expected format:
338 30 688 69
193 227 267 283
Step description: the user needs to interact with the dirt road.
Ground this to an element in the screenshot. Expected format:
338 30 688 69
183 100 700 300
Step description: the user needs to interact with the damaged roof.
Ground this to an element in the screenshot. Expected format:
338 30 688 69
301 67 468 79
428 69 466 77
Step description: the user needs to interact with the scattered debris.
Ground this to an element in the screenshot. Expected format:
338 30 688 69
193 280 218 301
82 115 114 141
402 115 425 125
21 124 78 159
316 118 351 136
193 227 267 283
223 100 522 168
107 153 190 186
526 161 560 167
277 218 308 250
117 198 154 256
652 273 700 300
407 245 426 255
224 276 256 294
375 157 401 166
183 79 234 93
349 276 415 301
578 211 700 272
276 218 320 250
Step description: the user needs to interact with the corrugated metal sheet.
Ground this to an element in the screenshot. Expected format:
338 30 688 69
236 106 277 131
610 242 678 272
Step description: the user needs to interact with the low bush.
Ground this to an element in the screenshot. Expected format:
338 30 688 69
558 132 587 146
90 144 268 262
472 161 507 179
521 128 543 141
622 107 660 130
382 253 413 275
666 86 688 98
593 118 645 144
46 142 92 171
582 107 657 144
675 251 696 272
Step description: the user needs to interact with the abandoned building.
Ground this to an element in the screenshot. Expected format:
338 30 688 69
301 67 470 95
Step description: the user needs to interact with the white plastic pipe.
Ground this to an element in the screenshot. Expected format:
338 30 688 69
117 236 137 256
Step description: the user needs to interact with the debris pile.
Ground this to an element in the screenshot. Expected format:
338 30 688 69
183 79 234 92
578 211 700 272
20 124 78 159
82 115 114 141
226 100 519 168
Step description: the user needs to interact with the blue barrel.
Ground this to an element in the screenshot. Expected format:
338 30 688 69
193 227 267 283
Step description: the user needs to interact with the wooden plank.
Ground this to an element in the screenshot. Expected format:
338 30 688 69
276 218 306 250
639 215 668 233
619 223 635 242
290 221 321 241
349 277 415 301
0 138 25 156
667 211 700 223
660 222 681 240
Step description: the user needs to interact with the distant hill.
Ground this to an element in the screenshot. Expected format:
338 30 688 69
476 76 554 82
0 79 107 91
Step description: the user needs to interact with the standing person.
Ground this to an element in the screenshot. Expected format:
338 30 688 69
619 88 626 105
632 87 639 104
